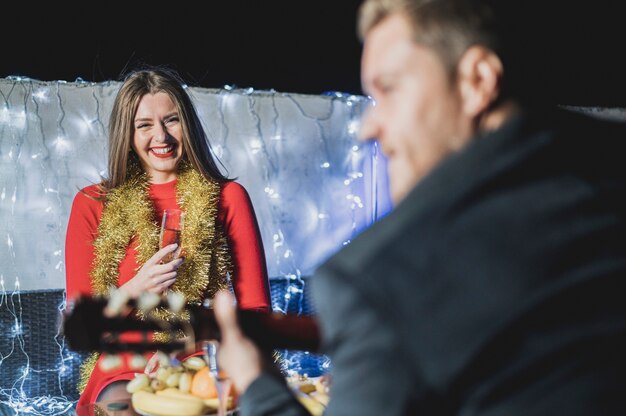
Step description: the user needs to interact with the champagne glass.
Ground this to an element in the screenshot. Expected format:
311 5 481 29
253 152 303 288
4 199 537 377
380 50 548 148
159 208 184 263
202 340 233 416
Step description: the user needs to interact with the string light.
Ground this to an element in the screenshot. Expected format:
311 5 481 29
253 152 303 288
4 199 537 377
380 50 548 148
0 77 389 412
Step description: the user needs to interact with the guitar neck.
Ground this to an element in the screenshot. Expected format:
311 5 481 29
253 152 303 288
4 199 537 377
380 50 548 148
190 304 321 353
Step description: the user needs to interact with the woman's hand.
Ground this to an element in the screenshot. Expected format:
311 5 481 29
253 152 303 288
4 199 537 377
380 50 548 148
120 243 184 298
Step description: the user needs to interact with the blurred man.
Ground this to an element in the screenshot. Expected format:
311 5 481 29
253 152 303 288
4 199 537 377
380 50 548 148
214 0 626 414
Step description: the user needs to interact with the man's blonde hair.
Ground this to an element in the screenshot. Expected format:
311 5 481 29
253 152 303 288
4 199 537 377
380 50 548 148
357 0 499 78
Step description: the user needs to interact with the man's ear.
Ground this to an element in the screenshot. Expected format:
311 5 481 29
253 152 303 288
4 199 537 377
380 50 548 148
457 46 503 117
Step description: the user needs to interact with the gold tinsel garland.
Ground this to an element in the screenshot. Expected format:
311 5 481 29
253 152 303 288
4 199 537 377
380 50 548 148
77 161 232 394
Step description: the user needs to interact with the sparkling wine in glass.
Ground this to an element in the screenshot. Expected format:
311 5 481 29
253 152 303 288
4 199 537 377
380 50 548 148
159 208 184 263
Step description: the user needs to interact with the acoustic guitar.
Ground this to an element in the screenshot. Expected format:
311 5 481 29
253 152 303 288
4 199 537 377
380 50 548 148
62 293 321 356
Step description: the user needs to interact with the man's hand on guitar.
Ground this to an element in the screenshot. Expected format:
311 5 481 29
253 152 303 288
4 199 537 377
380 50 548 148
213 290 264 393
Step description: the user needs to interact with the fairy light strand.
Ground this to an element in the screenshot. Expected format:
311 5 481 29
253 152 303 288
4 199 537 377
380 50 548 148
0 77 388 413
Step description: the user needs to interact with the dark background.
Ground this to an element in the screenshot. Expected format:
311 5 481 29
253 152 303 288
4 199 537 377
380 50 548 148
2 1 625 107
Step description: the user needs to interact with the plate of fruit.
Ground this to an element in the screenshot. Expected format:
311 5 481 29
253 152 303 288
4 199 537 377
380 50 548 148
127 355 237 416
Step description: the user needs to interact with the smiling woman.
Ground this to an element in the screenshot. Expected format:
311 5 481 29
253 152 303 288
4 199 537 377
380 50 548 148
131 92 185 184
64 66 272 412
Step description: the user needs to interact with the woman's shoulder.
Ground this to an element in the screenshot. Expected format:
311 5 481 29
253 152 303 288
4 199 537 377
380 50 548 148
221 180 251 201
68 183 106 226
72 183 105 207
218 181 256 217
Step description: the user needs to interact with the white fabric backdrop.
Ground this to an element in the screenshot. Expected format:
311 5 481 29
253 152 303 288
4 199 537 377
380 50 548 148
0 77 390 292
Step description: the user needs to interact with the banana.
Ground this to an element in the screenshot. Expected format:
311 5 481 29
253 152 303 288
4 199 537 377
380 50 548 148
132 390 208 416
156 387 205 403
157 387 235 411
156 366 173 382
165 372 181 387
150 378 166 391
179 372 193 393
182 356 207 370
126 374 150 394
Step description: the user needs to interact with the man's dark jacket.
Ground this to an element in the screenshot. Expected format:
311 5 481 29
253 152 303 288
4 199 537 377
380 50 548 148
240 107 626 415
